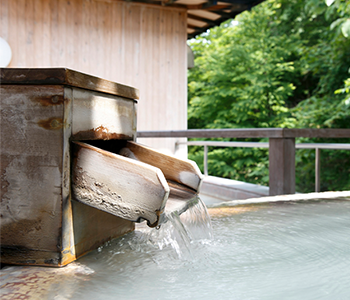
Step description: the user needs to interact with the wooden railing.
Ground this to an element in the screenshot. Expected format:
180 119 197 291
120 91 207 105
175 140 350 193
137 128 350 196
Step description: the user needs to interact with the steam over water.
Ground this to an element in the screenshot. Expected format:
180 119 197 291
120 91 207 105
57 198 350 299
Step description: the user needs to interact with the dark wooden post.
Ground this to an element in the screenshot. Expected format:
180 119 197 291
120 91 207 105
269 138 295 196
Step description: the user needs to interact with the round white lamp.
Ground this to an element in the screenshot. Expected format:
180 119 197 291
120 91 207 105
0 37 12 67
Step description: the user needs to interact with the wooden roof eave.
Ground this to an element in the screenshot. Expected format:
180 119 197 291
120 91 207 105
120 0 266 38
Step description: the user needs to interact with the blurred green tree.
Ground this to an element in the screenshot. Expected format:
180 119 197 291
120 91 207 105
188 0 350 192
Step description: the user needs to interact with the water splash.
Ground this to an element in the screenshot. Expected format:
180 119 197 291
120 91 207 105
136 196 213 260
179 196 213 241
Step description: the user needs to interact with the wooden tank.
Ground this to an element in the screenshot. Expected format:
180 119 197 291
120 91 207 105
0 68 202 267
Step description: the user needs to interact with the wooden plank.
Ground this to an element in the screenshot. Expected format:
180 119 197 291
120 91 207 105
176 10 188 156
151 7 160 133
165 10 173 130
131 4 141 88
269 138 295 196
0 68 139 100
137 128 350 139
57 0 66 65
71 141 170 227
25 0 35 67
73 0 82 70
49 0 60 66
64 0 74 68
123 141 203 191
71 199 134 259
33 0 43 66
16 0 26 67
283 128 350 138
159 8 166 135
139 5 150 130
188 10 221 21
79 0 89 73
42 0 51 66
123 2 141 87
60 86 76 266
7 0 16 68
0 84 65 265
137 129 285 138
0 0 9 41
62 67 140 100
70 87 136 141
136 7 189 154
89 0 98 76
102 0 113 81
110 1 123 82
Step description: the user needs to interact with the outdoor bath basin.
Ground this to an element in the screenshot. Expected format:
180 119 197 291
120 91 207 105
1 191 350 299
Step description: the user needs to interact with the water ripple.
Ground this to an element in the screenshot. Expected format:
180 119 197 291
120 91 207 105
61 198 350 300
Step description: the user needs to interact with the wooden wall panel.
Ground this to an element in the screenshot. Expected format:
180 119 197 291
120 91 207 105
1 0 188 155
0 1 8 42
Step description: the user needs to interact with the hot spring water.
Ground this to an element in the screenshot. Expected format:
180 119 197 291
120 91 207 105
2 197 350 299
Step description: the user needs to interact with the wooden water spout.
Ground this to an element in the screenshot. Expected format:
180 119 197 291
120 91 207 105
0 68 202 267
71 141 203 227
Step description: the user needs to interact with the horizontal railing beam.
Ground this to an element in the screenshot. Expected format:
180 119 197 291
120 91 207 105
180 141 269 147
138 129 284 138
138 128 350 139
176 141 350 150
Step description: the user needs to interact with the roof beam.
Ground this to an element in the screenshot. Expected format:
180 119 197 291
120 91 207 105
187 13 218 27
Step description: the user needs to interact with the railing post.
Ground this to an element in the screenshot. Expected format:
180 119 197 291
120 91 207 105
315 148 320 192
269 138 295 196
204 145 208 176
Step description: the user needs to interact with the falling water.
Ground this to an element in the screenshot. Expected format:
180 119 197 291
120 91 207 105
135 196 213 260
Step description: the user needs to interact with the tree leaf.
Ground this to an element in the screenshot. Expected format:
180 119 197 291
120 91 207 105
330 18 345 30
341 19 350 38
325 0 335 7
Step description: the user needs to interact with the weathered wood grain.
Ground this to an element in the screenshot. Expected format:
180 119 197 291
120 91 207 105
71 141 170 227
1 85 65 263
1 78 138 266
122 141 203 191
282 128 350 138
71 199 134 259
0 68 139 100
137 128 350 139
269 138 295 196
60 86 76 265
137 129 285 138
71 87 137 141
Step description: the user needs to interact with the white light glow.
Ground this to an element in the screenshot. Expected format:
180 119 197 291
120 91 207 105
0 37 12 67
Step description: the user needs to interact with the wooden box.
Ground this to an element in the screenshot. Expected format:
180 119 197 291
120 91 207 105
0 68 139 266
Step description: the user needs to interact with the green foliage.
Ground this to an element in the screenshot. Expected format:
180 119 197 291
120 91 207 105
188 0 350 192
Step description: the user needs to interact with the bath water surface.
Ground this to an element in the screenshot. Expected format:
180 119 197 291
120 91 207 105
57 198 350 300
